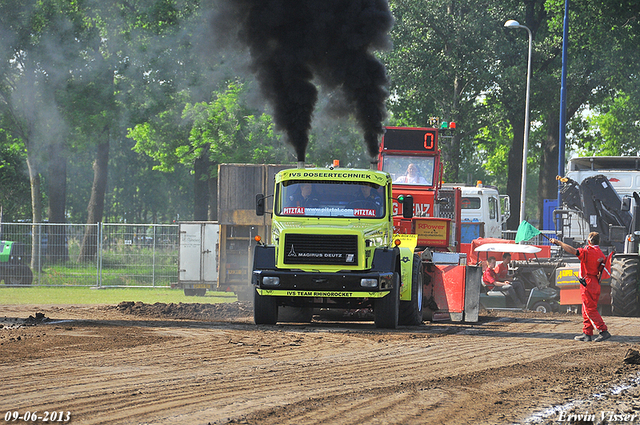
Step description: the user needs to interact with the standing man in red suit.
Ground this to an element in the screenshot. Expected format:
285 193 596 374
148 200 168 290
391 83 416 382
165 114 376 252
550 232 612 342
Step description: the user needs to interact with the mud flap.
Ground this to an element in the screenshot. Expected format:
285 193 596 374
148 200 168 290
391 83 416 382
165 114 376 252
464 265 482 322
394 234 418 301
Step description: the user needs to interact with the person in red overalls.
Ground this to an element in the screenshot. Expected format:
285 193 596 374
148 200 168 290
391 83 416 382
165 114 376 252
550 232 612 342
482 256 524 307
493 253 526 305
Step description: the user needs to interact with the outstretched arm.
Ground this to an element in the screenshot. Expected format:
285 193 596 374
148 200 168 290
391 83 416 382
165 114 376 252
549 238 577 256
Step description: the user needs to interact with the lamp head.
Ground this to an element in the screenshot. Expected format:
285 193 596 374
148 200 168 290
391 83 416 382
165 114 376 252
504 19 522 29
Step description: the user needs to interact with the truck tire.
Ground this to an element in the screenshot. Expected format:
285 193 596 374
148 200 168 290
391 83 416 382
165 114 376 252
5 265 33 285
399 254 423 325
611 256 640 317
278 306 313 323
184 288 207 296
254 289 278 325
374 272 399 329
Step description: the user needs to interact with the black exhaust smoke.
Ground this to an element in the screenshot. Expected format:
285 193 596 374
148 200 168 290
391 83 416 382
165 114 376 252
212 0 393 162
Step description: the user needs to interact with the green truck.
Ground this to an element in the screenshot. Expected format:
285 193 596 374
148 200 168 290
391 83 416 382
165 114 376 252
251 166 421 328
0 240 33 285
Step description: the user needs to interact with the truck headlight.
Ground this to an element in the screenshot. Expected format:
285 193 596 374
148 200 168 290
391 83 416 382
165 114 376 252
262 276 280 287
360 278 378 288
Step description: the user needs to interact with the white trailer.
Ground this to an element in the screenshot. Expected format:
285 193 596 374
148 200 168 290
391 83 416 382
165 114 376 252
178 222 219 296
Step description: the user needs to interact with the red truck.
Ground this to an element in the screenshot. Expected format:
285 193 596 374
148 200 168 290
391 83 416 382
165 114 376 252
378 126 479 321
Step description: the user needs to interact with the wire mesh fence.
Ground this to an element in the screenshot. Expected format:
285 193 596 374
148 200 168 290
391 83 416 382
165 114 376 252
0 223 179 287
0 222 557 287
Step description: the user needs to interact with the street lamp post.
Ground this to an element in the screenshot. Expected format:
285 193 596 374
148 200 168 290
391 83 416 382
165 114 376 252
504 19 533 225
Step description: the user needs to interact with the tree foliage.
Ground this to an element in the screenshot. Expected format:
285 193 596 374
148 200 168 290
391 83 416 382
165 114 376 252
0 0 638 228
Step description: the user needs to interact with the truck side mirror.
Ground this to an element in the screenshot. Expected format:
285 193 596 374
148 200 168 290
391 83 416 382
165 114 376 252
400 195 413 219
256 194 265 216
500 195 511 223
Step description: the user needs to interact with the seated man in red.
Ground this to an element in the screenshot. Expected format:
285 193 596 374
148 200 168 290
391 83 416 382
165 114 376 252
494 252 512 280
494 253 526 305
483 256 525 307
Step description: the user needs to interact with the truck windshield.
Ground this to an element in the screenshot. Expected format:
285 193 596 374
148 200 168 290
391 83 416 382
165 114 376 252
278 180 385 218
381 156 435 186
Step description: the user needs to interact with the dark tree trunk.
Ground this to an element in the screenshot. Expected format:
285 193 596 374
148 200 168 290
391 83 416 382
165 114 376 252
538 114 560 229
208 176 218 221
506 119 525 230
26 153 43 271
441 132 462 183
440 73 461 183
47 142 68 263
78 140 109 262
193 149 211 221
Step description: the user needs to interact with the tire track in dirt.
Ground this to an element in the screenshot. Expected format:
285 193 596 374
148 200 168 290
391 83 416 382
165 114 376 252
4 307 640 425
7 330 568 423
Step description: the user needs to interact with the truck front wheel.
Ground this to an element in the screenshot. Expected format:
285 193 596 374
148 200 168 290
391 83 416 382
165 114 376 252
254 289 278 325
374 272 399 329
611 256 640 317
4 265 33 285
399 254 423 325
278 306 313 323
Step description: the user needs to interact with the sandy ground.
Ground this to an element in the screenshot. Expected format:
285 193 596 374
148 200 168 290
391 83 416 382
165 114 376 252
2 302 640 425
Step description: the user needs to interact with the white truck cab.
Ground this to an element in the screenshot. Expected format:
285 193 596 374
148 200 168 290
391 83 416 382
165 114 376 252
446 183 510 243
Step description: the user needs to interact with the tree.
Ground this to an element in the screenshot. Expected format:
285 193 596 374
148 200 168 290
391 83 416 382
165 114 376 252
130 80 288 220
0 0 100 265
531 0 640 225
385 0 640 228
0 134 31 222
75 0 200 259
384 0 515 184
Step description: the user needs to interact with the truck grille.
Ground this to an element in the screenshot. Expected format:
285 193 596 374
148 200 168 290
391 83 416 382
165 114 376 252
283 234 358 266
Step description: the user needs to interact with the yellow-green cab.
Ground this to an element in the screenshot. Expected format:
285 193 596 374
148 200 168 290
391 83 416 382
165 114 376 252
252 166 422 328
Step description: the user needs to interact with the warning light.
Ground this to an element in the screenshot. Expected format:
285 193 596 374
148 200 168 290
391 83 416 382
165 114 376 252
394 239 401 246
254 235 262 245
332 159 340 168
439 121 456 131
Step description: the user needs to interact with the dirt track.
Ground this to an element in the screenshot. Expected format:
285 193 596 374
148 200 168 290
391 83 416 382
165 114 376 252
3 302 640 425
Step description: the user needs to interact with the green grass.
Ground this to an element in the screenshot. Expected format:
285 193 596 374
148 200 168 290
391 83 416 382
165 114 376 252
0 286 238 305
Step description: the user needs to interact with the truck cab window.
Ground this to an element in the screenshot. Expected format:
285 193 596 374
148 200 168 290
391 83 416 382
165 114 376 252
461 197 481 209
278 180 385 218
489 197 497 220
381 156 435 186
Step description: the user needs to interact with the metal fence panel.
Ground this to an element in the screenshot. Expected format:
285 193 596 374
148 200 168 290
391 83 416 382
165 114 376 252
100 224 179 287
0 223 178 287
